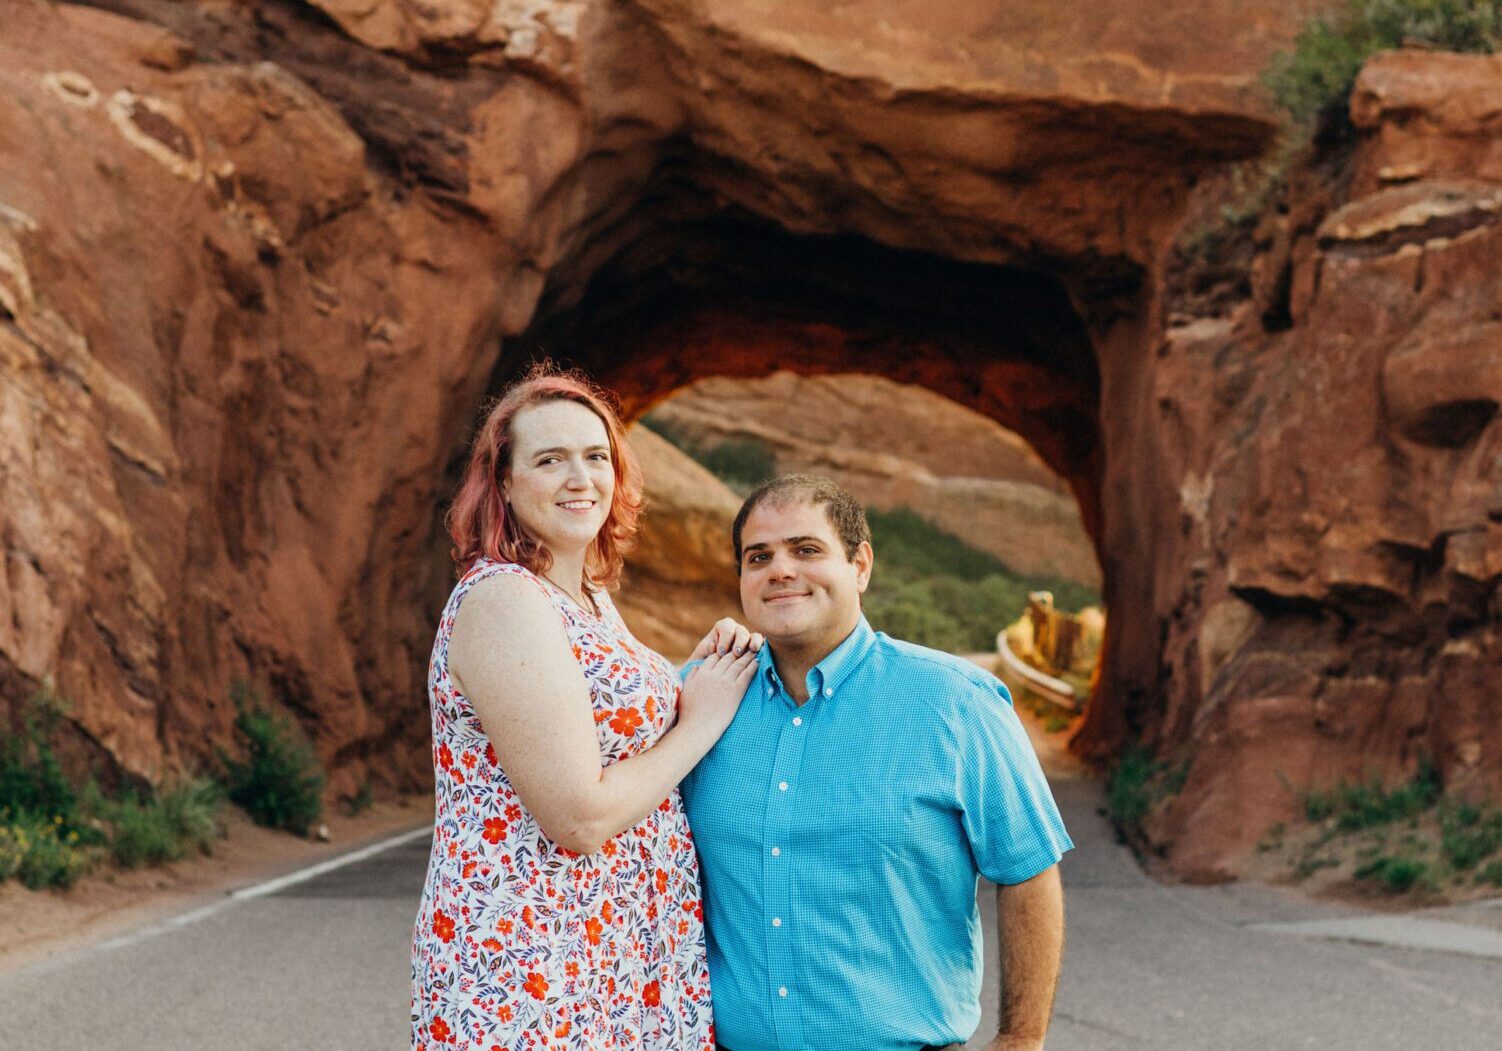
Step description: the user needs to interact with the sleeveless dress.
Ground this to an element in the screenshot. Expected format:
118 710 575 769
411 558 715 1051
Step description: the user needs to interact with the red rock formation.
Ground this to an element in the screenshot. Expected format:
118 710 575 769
1132 50 1502 878
10 0 1495 882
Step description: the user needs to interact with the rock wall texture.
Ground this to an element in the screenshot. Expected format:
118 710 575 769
2 0 1494 876
1138 51 1502 878
646 372 1101 586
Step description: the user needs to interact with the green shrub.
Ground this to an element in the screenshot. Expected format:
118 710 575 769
105 779 223 870
1106 746 1160 838
1478 860 1502 886
697 440 777 493
863 579 970 653
1355 853 1434 893
7 812 90 890
1302 760 1442 830
222 685 325 836
1266 0 1502 127
0 688 78 829
1441 803 1502 870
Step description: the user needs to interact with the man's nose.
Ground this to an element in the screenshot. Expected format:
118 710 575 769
767 552 797 580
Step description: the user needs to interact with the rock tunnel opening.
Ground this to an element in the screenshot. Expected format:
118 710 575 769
486 204 1113 719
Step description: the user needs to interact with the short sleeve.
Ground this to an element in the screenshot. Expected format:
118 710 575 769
954 678 1073 885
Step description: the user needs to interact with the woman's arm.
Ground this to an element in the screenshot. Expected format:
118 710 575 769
448 574 756 854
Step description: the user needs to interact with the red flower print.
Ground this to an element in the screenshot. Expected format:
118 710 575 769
415 562 714 1048
609 707 644 736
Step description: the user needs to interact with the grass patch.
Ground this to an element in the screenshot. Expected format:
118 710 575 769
1355 853 1435 893
97 779 223 870
1105 745 1190 848
221 682 325 837
1302 759 1441 831
1279 760 1502 898
1441 803 1502 870
1265 0 1502 128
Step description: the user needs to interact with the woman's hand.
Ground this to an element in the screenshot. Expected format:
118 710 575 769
688 617 764 661
678 648 759 741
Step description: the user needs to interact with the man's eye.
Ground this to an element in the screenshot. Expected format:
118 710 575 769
798 546 820 556
589 452 610 461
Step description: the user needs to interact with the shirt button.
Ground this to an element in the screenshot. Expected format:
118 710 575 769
792 716 802 726
778 986 788 998
771 847 781 857
778 781 788 792
824 687 832 697
772 917 782 927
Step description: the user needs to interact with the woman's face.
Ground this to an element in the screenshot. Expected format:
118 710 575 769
502 399 616 560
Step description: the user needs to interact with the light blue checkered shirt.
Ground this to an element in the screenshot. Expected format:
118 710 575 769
681 616 1072 1051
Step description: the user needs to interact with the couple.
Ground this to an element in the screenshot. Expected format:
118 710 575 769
412 367 1072 1051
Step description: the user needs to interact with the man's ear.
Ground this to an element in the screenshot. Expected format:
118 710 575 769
853 540 874 594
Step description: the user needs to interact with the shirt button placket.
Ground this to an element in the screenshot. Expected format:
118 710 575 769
765 689 808 1051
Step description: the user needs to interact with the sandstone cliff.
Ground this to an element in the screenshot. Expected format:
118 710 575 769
2 0 1495 878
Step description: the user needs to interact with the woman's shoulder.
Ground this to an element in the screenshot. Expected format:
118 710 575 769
458 558 554 605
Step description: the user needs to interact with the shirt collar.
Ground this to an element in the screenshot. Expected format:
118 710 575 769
759 615 876 701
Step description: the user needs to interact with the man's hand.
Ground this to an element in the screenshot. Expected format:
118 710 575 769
990 863 1064 1049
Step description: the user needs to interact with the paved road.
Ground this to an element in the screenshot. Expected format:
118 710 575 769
3 771 1500 1050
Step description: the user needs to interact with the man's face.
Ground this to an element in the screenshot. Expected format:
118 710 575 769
738 498 873 656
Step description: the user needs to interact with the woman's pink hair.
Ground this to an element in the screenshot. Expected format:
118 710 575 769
446 365 644 589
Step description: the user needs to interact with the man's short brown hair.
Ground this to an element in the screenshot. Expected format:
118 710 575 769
732 474 871 570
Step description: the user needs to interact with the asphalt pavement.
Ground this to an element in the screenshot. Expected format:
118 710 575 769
2 771 1500 1050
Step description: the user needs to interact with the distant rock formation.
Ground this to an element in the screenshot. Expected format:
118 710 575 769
646 372 1101 587
1 2 1495 877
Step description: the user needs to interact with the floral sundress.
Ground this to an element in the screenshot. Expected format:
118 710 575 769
411 558 714 1050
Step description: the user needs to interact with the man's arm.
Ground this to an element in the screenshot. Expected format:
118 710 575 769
985 863 1064 1051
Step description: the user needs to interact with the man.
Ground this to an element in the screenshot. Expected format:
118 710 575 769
682 475 1071 1051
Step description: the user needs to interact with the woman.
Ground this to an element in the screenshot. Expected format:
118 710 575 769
411 366 757 1051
